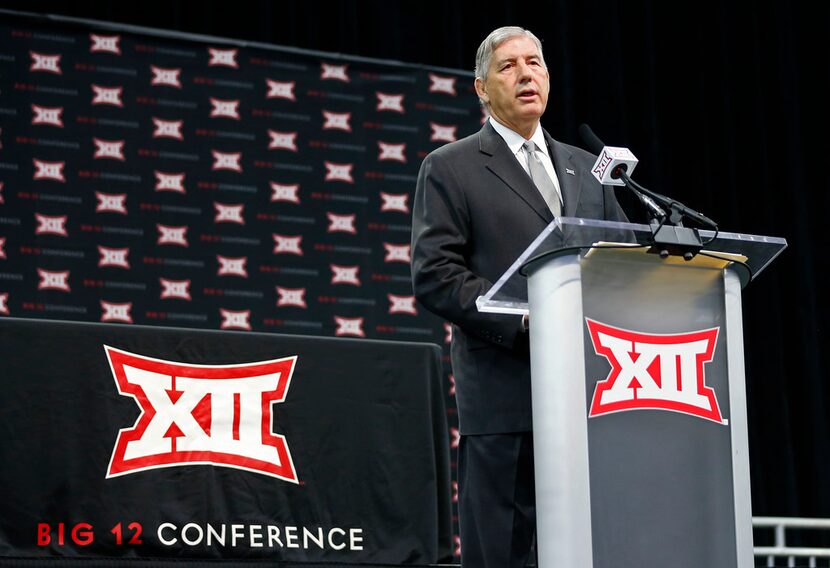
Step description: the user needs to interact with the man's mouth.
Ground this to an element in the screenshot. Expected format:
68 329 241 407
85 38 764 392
517 88 537 100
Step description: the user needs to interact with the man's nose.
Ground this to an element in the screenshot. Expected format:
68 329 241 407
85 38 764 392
516 60 533 80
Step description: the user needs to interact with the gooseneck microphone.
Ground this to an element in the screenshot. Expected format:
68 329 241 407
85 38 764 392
578 124 666 219
578 124 605 155
578 124 717 229
578 124 719 259
578 124 638 185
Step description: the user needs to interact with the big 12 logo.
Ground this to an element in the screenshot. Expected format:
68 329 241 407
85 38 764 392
105 346 299 482
585 319 725 424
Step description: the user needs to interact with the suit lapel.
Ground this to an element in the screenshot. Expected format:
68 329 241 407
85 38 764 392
479 122 553 224
545 130 584 218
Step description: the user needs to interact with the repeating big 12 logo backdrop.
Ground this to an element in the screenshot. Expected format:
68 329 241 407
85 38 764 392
0 21 481 339
0 14 481 558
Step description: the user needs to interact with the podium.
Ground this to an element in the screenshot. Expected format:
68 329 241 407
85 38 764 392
477 217 787 568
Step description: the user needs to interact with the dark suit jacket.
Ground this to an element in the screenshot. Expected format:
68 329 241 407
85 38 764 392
411 120 628 435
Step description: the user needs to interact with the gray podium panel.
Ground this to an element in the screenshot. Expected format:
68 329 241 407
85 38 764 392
528 251 748 568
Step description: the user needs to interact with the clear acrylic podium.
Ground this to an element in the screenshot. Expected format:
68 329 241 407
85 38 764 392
477 217 787 568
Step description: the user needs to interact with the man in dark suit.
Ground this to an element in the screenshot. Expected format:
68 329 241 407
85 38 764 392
411 26 628 567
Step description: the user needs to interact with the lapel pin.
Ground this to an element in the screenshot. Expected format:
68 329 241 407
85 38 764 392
566 168 576 176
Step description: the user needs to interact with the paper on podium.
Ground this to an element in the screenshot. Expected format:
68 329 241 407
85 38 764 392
584 241 748 270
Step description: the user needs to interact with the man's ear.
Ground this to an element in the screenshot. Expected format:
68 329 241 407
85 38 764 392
474 77 488 104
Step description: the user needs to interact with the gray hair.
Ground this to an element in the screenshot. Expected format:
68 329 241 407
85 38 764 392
474 26 546 81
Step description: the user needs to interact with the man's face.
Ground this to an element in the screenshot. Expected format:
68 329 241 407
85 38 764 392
475 35 550 138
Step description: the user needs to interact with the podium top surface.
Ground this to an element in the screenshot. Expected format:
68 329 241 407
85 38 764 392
477 217 787 315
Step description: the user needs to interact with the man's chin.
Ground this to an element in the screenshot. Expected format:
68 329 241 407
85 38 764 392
516 106 546 121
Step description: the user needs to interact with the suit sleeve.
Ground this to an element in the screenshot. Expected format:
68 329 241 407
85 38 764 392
411 150 524 349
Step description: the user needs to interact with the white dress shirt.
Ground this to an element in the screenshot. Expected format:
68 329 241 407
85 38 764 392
488 116 564 206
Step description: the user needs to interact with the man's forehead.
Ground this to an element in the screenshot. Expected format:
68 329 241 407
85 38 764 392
492 37 541 63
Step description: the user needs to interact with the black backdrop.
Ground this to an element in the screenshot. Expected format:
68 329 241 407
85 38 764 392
1 0 828 521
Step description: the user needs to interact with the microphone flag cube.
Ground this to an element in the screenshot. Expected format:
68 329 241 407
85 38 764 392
590 146 638 186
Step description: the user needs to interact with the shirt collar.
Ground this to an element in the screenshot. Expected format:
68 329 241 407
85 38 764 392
488 116 549 158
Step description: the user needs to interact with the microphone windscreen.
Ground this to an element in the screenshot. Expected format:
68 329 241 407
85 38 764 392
579 124 605 155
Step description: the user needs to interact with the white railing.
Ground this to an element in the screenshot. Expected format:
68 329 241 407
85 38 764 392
754 517 830 567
